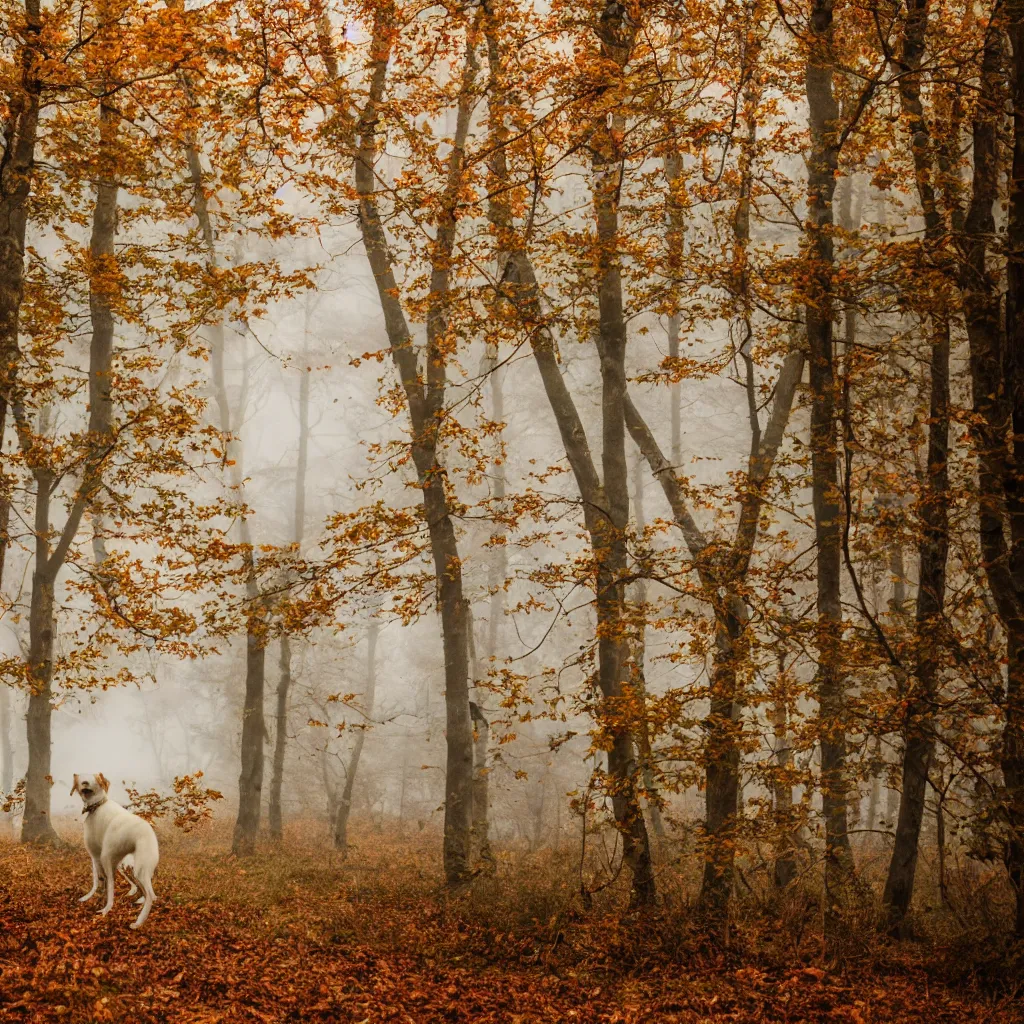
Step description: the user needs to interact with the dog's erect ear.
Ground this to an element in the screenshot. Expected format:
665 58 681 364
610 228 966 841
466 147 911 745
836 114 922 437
70 774 80 796
96 773 110 792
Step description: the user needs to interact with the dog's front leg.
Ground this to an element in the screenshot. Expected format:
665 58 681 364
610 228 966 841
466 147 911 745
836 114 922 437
97 855 116 917
80 855 101 902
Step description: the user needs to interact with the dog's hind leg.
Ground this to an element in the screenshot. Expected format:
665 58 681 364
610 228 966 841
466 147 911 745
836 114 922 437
80 855 101 902
118 857 138 898
97 854 116 917
130 869 155 929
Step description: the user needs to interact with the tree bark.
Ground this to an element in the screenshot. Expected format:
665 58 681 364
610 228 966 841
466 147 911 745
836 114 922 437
334 618 378 851
21 97 118 845
882 0 952 931
623 346 804 915
1003 0 1024 939
960 8 1024 937
184 122 269 857
773 650 797 888
0 678 13 837
483 340 507 663
268 634 291 840
328 9 478 886
697 18 770 915
482 2 656 908
805 0 854 922
592 24 657 908
269 326 311 840
469 700 494 870
0 1 41 529
631 451 665 839
232 624 265 855
664 152 685 469
465 604 494 870
22 561 55 844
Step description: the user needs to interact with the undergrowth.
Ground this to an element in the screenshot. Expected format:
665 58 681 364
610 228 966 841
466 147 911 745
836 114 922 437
0 817 1020 1023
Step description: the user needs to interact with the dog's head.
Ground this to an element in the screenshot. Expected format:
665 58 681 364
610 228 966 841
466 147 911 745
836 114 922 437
71 773 110 803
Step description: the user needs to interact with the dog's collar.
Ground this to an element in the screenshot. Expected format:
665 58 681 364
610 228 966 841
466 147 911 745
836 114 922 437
82 796 108 816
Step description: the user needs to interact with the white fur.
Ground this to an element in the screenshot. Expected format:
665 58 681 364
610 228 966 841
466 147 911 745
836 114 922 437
73 773 159 929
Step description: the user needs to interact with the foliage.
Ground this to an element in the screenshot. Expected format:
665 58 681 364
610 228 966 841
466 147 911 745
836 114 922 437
123 773 223 832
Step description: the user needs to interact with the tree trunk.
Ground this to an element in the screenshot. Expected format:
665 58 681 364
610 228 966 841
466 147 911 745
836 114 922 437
624 348 802 912
805 0 854 923
1005 640 1024 937
232 619 265 855
593 63 657 910
700 606 745 913
664 151 684 470
269 328 310 840
631 451 665 840
336 11 479 887
431 515 475 885
935 783 949 907
960 9 1024 938
0 680 13 837
465 605 494 870
22 564 56 844
698 22 769 914
320 742 339 825
881 370 949 932
218 334 266 858
865 736 881 838
185 139 267 857
20 97 118 846
192 240 267 858
481 3 658 904
1004 1 1024 940
880 0 952 933
0 0 41 491
268 634 291 840
484 341 508 663
772 655 797 888
0 498 13 838
333 618 378 851
469 701 495 870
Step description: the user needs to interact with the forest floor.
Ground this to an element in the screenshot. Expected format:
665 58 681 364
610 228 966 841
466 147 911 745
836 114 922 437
1 821 1021 1024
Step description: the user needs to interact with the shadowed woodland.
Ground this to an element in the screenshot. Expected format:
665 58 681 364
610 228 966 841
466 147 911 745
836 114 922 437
2 0 1024 1019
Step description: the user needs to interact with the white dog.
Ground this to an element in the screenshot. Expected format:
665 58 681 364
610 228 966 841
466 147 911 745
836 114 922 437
72 773 159 929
